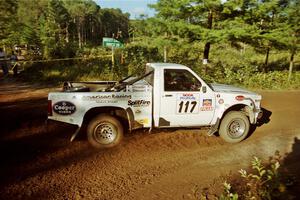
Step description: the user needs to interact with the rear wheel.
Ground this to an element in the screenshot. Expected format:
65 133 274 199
219 111 250 143
87 114 123 148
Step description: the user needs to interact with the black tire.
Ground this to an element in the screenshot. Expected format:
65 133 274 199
87 114 124 148
219 111 250 143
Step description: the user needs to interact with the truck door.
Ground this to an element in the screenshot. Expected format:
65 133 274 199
159 69 215 127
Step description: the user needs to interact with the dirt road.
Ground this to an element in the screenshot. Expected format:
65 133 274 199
0 80 299 200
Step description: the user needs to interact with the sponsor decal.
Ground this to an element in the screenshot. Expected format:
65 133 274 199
200 99 213 111
218 98 224 104
137 118 149 125
176 93 200 114
82 94 132 101
135 109 142 114
53 101 76 115
203 99 212 106
95 100 118 104
128 84 150 92
128 99 150 107
200 107 213 111
179 93 196 100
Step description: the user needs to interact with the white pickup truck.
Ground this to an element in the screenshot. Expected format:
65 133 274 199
48 63 262 148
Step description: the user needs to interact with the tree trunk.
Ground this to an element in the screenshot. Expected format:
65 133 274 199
264 47 270 72
203 10 213 64
73 18 76 42
164 46 167 63
203 42 210 63
288 52 294 81
164 32 167 63
76 18 82 48
83 24 86 46
78 25 81 48
66 24 69 43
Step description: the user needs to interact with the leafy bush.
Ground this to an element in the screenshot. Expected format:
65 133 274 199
243 71 300 90
19 42 300 89
21 56 112 84
123 43 162 75
196 153 296 200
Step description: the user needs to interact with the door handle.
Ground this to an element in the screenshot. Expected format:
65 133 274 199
164 94 173 97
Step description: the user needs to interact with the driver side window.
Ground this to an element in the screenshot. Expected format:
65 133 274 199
164 69 202 91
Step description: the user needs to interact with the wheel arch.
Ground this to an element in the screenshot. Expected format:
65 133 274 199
221 104 255 124
82 106 134 132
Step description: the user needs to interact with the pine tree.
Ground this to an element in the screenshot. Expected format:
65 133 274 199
150 0 229 64
0 0 18 46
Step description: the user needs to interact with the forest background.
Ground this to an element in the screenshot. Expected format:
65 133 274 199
0 0 299 89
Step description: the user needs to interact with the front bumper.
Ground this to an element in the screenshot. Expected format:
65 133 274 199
253 108 263 124
257 109 263 120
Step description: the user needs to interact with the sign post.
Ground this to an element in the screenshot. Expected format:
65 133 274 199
102 37 124 48
102 37 124 78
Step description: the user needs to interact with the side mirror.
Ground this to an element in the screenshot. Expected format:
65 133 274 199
202 86 207 93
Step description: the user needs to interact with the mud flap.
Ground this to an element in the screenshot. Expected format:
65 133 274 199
207 118 220 136
245 106 255 124
70 126 81 142
126 108 135 132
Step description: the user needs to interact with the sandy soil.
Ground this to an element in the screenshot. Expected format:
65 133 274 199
0 79 299 200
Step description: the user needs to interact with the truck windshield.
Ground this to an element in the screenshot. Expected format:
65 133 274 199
164 69 202 91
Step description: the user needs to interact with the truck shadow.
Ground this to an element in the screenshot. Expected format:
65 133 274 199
0 97 101 188
256 107 272 127
280 137 300 197
247 107 272 137
0 122 104 189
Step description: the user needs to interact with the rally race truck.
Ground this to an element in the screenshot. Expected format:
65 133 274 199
48 63 263 148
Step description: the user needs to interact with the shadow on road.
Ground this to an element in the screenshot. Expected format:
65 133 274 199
257 107 272 127
0 97 47 134
245 107 272 138
0 95 101 188
281 137 300 197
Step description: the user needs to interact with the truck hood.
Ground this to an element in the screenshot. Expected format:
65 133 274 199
210 83 258 96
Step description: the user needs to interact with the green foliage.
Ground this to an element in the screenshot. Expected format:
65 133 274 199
21 56 112 84
220 153 294 200
2 0 299 90
237 156 282 199
137 33 300 90
243 71 300 90
1 0 129 58
148 0 299 67
195 153 295 200
0 0 18 44
39 0 73 59
124 43 162 75
219 182 238 200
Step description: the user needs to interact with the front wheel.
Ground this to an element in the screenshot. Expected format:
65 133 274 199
219 111 250 143
87 114 124 148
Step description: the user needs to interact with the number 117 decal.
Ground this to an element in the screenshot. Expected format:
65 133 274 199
176 93 200 114
178 101 196 113
177 100 199 114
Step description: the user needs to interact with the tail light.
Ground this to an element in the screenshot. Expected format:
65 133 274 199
235 95 245 101
48 100 53 116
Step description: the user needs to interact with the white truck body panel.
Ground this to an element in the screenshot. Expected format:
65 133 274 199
155 65 216 127
48 63 262 134
49 86 153 129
